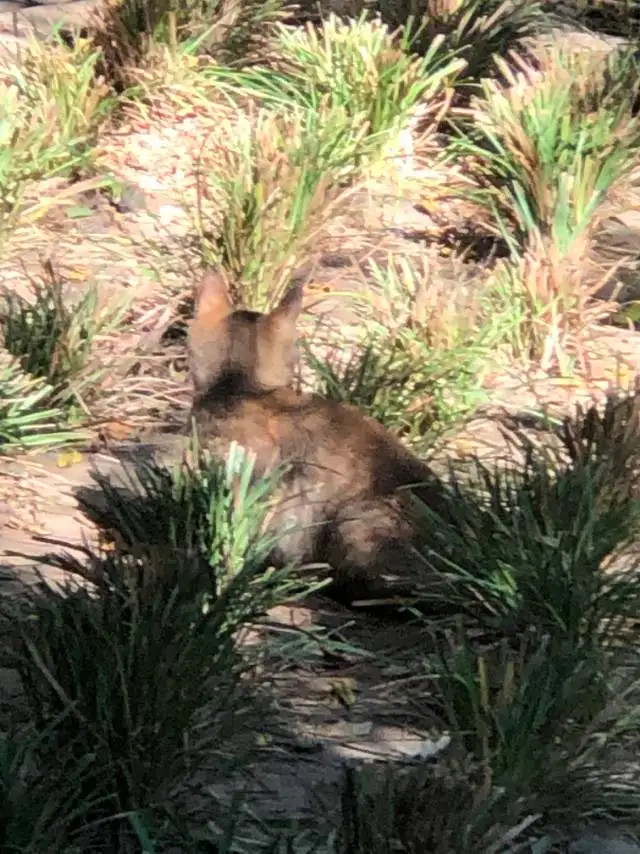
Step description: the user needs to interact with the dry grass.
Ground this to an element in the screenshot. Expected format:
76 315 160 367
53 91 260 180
195 104 373 309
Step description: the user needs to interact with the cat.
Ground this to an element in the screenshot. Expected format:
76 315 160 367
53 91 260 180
187 270 447 605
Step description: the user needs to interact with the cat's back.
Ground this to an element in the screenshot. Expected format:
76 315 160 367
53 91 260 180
194 386 431 494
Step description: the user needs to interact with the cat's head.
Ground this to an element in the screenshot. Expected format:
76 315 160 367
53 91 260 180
188 271 304 399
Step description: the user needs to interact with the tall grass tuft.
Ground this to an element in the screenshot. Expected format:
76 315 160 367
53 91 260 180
0 33 114 236
5 444 310 849
0 349 84 450
210 14 464 156
0 723 113 853
375 0 545 88
453 46 640 364
457 48 640 256
1 268 130 418
89 0 291 91
412 387 640 641
302 328 486 453
75 441 285 579
197 104 362 309
426 630 640 849
302 255 498 452
328 390 640 851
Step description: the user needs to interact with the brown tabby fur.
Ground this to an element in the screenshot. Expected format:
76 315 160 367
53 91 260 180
187 271 446 604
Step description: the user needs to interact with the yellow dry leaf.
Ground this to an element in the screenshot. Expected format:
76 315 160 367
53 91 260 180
56 449 83 468
66 267 92 281
307 282 332 294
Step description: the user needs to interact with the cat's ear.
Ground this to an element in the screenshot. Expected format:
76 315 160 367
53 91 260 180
266 283 304 339
188 271 233 395
192 270 233 326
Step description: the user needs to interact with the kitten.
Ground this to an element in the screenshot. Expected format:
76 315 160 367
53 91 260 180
188 271 446 604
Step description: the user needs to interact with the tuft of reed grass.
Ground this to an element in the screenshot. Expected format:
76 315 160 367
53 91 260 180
0 348 85 450
329 391 640 851
209 13 464 157
1 266 131 419
0 32 114 237
426 629 640 850
196 104 361 310
458 47 640 255
89 0 291 92
452 45 640 365
5 443 311 849
74 438 320 603
375 0 546 89
0 723 114 854
302 255 501 452
302 327 487 454
411 386 640 640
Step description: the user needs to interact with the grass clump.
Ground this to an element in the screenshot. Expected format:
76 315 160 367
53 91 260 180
0 724 112 854
402 391 640 845
77 441 285 577
4 443 309 850
320 389 640 852
376 0 546 90
332 633 640 853
0 33 114 236
12 550 252 845
302 327 487 453
461 47 640 255
302 334 437 439
453 45 640 365
413 387 640 638
0 349 83 450
332 755 532 853
198 104 363 309
423 629 640 849
213 14 464 156
90 0 290 91
200 15 463 309
302 255 500 452
0 267 130 421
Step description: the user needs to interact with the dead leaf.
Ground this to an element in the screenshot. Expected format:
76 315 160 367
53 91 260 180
56 450 83 468
98 421 133 442
66 267 92 281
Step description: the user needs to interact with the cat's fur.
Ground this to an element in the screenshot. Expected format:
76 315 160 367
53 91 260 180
187 270 445 603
